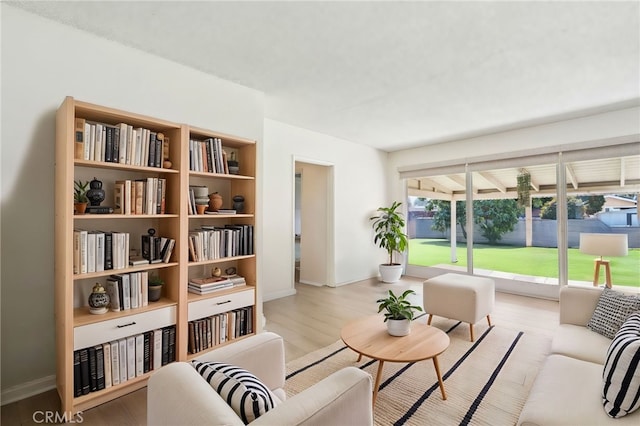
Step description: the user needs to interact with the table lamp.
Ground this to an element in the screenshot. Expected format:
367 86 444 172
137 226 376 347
579 233 628 288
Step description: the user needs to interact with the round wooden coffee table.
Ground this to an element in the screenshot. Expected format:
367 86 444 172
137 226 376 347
341 315 450 406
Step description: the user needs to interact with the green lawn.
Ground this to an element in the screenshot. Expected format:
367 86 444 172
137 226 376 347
408 238 640 288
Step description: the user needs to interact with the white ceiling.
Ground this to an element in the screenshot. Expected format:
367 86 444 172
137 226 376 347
10 1 640 152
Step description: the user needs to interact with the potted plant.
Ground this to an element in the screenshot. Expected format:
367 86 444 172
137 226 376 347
148 275 164 302
74 180 89 214
376 289 423 336
369 201 408 283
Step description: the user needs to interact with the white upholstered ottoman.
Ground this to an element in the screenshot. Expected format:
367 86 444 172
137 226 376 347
423 273 495 341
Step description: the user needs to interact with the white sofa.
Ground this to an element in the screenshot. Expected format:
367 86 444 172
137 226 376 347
147 331 373 425
517 286 639 425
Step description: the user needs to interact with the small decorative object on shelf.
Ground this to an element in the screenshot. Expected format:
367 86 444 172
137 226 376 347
74 180 89 215
208 192 223 212
88 283 110 315
160 133 172 168
232 195 245 213
211 267 222 277
148 275 164 302
227 151 239 174
86 177 105 206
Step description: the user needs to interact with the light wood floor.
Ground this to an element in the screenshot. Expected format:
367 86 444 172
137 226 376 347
1 276 559 425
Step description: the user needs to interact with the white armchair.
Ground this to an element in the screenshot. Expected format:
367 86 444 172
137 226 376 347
147 332 373 425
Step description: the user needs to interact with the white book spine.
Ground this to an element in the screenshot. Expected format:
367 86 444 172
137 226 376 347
135 334 144 377
126 336 136 380
87 232 96 273
95 232 105 272
80 230 88 274
118 339 127 384
153 329 162 370
110 341 120 386
122 274 131 310
130 273 139 309
102 343 112 389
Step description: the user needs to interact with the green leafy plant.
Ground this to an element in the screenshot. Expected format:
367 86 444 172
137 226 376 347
370 201 408 265
149 275 164 287
376 289 423 321
74 180 89 203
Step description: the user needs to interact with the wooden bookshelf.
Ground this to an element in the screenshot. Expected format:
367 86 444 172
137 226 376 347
55 97 258 415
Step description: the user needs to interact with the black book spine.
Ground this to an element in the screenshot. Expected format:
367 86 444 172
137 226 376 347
73 350 82 397
104 232 113 270
80 348 90 395
169 325 176 362
148 132 156 167
161 328 170 365
155 136 162 168
141 235 151 261
95 345 105 391
105 125 113 163
112 127 120 163
143 332 150 373
88 346 97 392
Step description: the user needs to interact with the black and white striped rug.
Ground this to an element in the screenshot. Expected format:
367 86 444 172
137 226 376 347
285 317 551 426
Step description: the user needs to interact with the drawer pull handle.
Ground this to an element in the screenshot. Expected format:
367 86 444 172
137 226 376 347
216 300 232 305
116 321 137 328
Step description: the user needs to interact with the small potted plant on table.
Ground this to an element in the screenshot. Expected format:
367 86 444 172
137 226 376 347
376 289 423 336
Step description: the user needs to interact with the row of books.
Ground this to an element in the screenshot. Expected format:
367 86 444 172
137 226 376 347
189 138 229 174
188 225 254 262
105 271 151 311
188 306 253 354
114 178 167 215
141 234 175 264
188 274 246 295
73 325 176 397
74 118 167 168
73 230 130 274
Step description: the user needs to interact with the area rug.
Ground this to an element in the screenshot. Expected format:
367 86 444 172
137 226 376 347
285 317 551 425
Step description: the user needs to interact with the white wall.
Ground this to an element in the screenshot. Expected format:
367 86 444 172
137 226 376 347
262 119 388 301
1 6 264 400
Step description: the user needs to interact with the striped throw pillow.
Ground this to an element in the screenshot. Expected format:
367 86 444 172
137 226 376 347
602 311 640 418
192 360 277 424
587 288 640 339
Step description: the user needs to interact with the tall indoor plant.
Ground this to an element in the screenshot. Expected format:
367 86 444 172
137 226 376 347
370 201 408 283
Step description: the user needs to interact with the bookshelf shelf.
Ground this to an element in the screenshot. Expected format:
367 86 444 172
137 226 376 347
56 97 258 415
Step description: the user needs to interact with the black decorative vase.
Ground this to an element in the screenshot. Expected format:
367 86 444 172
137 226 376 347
232 195 245 213
87 177 105 206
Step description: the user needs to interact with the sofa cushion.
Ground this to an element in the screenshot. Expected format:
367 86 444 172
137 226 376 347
552 324 611 364
602 312 640 418
587 288 640 339
192 360 278 424
517 354 640 426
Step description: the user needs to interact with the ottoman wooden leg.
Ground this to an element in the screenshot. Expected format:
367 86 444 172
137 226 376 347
469 324 474 342
428 314 433 325
487 315 492 327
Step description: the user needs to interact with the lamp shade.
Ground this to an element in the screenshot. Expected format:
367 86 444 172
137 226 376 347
579 233 628 257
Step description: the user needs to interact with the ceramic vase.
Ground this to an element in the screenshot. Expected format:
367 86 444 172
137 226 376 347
88 283 110 314
208 192 223 211
386 319 411 336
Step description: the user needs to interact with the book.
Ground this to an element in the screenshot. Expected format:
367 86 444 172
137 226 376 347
103 342 112 389
110 341 120 386
79 348 90 395
105 278 121 312
95 344 105 391
118 338 127 384
84 231 94 273
153 329 162 370
74 118 85 160
88 346 97 392
95 232 105 272
73 350 82 397
126 336 136 380
135 334 144 377
143 332 151 373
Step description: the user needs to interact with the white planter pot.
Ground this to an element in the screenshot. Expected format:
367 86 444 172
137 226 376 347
387 318 411 336
379 264 403 283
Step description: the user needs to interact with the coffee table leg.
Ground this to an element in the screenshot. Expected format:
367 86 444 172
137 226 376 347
372 360 385 406
432 356 447 400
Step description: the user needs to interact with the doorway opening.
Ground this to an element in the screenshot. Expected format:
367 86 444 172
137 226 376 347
294 160 335 287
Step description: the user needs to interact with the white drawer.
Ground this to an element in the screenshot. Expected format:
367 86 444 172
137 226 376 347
74 306 176 350
188 289 255 321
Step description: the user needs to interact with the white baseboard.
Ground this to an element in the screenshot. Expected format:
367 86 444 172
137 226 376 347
1 375 56 406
